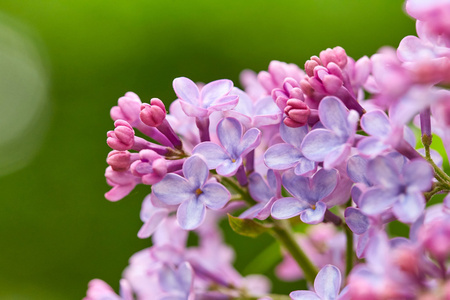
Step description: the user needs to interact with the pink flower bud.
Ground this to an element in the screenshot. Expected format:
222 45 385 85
130 150 167 185
140 98 166 127
305 57 321 77
320 46 348 69
107 150 131 172
110 92 142 126
106 120 135 151
284 98 310 127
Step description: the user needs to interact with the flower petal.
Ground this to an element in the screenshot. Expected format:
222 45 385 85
199 182 231 210
173 77 200 105
282 170 311 202
201 79 233 107
311 168 338 201
359 187 398 216
403 159 433 192
345 207 369 235
177 197 206 230
392 192 425 223
319 96 350 138
193 142 229 169
294 157 317 176
248 172 273 203
302 129 343 162
271 197 309 219
183 155 209 189
360 110 391 138
347 155 370 185
217 117 242 157
216 157 242 176
300 202 326 224
290 291 321 300
314 264 341 300
366 156 400 189
237 128 261 157
264 143 303 170
280 121 308 149
357 137 391 158
152 174 194 205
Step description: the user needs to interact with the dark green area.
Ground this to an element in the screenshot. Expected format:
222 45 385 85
0 1 415 299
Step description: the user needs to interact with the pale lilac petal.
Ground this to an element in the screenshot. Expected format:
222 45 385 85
290 291 321 300
237 128 261 157
173 77 200 104
392 192 425 223
208 95 239 113
315 264 341 300
366 156 400 189
239 203 266 219
248 172 273 203
179 99 208 118
175 262 194 294
183 155 208 189
311 169 338 200
192 142 229 169
294 157 317 176
200 182 230 210
302 129 343 162
271 197 309 219
347 155 370 185
282 170 310 201
359 187 398 216
403 159 433 192
357 137 391 158
324 144 351 170
152 174 194 205
280 122 308 148
216 157 242 176
300 202 326 224
138 204 169 239
201 79 233 106
319 96 350 138
345 207 369 235
360 110 391 138
255 197 278 220
217 117 242 157
177 197 206 230
253 96 283 126
264 143 303 170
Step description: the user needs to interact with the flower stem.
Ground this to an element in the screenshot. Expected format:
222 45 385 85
271 219 318 284
344 224 354 277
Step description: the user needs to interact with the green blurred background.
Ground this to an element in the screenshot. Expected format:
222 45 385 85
0 1 415 299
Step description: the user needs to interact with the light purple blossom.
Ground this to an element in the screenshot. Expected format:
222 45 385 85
172 77 239 118
264 121 317 176
104 167 141 202
301 96 359 169
239 170 281 220
271 168 338 224
193 117 261 176
152 155 230 230
359 155 433 223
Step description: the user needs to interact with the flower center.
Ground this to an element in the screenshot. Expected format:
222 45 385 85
195 188 203 196
231 158 236 163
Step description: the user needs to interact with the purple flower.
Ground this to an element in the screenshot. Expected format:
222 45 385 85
192 117 261 176
239 170 281 220
290 264 344 300
152 155 230 230
264 121 317 176
172 77 238 118
359 155 433 223
301 96 359 169
271 168 338 224
104 167 141 202
158 262 195 300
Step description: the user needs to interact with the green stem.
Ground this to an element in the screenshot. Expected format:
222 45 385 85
426 157 450 189
220 176 255 206
344 224 354 277
271 219 318 284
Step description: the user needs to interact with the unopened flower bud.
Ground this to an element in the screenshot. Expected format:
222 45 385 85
107 120 135 151
284 98 310 127
140 98 166 127
320 46 348 69
107 150 131 172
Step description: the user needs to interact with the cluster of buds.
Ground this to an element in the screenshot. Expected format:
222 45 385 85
87 0 450 299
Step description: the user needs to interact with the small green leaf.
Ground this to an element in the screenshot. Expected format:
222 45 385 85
227 214 272 238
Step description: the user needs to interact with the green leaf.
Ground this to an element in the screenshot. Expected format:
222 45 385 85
227 214 272 238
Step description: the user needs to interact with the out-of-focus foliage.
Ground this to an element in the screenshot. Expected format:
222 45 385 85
0 1 414 299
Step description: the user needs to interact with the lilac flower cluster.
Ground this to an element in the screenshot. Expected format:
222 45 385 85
89 0 450 299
